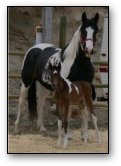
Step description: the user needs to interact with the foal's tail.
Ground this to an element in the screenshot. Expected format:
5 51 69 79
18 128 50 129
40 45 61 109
91 84 96 101
28 80 37 119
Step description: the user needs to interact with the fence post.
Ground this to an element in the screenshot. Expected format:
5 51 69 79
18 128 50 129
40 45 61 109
59 16 66 49
36 24 43 44
42 7 53 43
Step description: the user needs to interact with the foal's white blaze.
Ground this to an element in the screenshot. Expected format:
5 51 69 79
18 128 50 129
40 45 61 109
65 79 72 93
53 70 57 74
86 27 94 53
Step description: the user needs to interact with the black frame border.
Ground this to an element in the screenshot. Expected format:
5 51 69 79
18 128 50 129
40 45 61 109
7 6 109 155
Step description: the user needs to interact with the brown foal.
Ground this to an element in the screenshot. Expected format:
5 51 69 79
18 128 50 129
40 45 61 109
50 63 101 148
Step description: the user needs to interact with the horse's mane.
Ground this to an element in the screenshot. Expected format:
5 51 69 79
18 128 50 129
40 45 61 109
60 26 82 79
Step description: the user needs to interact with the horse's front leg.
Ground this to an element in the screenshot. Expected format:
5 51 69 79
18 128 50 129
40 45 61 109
37 84 49 132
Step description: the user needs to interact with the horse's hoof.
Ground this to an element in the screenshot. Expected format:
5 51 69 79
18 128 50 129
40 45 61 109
98 139 102 144
63 144 68 149
40 126 47 132
13 127 20 135
81 138 88 143
57 143 61 148
39 127 47 136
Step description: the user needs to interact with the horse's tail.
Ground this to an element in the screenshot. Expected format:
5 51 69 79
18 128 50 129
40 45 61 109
28 80 37 119
91 84 96 101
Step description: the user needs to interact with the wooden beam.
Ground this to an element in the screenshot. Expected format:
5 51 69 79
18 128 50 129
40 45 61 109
8 74 109 89
8 51 109 66
59 16 67 49
8 51 25 56
93 102 108 108
93 61 108 65
9 95 108 109
9 74 21 79
94 84 108 88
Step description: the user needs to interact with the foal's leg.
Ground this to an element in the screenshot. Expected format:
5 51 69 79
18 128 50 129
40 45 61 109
91 113 101 143
86 97 101 143
37 83 50 131
63 105 69 148
57 119 63 147
57 105 63 147
57 104 69 148
81 107 88 143
14 83 29 134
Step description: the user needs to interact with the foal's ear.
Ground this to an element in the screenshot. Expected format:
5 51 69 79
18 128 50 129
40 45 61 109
94 13 99 24
82 12 87 23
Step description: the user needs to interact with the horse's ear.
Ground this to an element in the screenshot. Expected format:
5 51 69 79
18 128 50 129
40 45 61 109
94 13 99 24
82 12 87 23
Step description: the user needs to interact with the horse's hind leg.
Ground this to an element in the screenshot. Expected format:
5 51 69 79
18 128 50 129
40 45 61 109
14 83 29 134
37 83 49 132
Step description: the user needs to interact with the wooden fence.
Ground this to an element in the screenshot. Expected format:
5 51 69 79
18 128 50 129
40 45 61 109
8 51 108 109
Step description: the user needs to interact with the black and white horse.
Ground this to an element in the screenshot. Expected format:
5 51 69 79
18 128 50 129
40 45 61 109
14 12 99 136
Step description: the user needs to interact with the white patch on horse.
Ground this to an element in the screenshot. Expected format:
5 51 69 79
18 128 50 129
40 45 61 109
42 50 61 84
65 79 72 93
49 51 61 66
33 43 54 50
73 84 79 94
61 26 81 79
85 27 94 53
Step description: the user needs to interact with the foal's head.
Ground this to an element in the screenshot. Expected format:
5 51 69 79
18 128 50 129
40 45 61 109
49 63 62 90
80 12 99 56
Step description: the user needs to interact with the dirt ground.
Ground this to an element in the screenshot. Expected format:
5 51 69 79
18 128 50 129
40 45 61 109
8 129 108 153
8 111 108 153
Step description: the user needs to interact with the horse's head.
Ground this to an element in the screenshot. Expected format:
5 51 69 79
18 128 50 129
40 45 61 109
80 12 99 57
49 62 61 90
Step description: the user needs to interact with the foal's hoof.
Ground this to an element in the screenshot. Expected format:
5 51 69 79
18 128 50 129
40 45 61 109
39 126 47 136
98 139 102 144
40 126 47 132
57 143 61 148
81 138 88 143
63 144 68 149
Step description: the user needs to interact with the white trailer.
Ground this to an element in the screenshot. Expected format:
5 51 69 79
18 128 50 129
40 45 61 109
99 15 108 100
